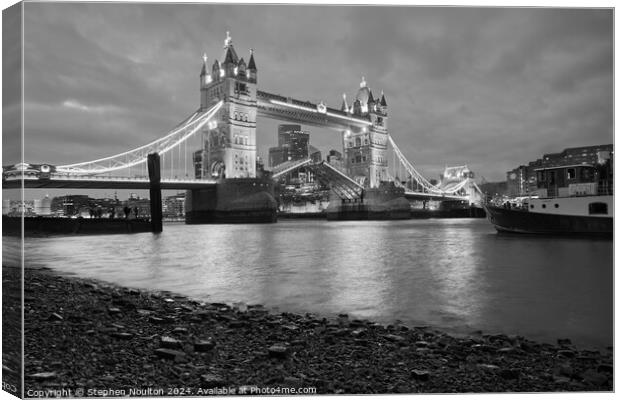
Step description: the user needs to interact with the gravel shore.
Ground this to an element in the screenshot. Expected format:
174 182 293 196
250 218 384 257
16 266 612 395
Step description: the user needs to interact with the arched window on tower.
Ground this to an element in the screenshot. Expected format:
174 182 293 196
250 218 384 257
355 137 361 147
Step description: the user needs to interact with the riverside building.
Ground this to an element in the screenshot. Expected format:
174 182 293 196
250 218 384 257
506 144 613 197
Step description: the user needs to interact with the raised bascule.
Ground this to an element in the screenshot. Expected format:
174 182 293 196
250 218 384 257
3 32 483 224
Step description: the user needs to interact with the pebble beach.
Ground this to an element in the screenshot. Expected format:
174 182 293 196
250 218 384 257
10 266 613 395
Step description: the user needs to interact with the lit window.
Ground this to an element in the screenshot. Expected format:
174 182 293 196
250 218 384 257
220 69 225 78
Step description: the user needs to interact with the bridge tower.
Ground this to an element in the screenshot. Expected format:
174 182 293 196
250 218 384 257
342 77 389 188
198 32 258 179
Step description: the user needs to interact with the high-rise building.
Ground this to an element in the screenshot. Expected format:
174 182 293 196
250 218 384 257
268 124 310 167
327 149 344 171
309 145 322 163
33 195 52 215
163 193 185 218
506 166 529 197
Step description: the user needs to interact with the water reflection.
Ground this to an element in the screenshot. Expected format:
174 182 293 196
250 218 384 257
7 218 612 349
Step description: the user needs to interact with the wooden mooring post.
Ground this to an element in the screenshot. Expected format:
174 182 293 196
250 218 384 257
147 153 163 233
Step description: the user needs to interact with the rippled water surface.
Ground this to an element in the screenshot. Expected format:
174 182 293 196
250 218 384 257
4 218 613 349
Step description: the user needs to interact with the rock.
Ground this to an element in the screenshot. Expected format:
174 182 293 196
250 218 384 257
2 365 16 375
108 307 122 314
333 328 350 337
282 324 299 332
488 333 509 343
268 345 289 359
228 321 245 329
350 319 366 328
173 327 188 335
415 341 430 347
48 313 63 321
160 336 182 349
499 368 520 380
496 347 516 354
194 340 216 352
29 372 57 380
283 376 302 387
582 369 608 386
383 334 406 343
597 364 613 374
471 344 496 353
351 329 367 338
558 349 576 358
110 332 134 340
558 364 573 377
201 373 226 388
154 348 187 362
478 364 500 371
410 369 430 381
557 338 572 347
136 309 152 316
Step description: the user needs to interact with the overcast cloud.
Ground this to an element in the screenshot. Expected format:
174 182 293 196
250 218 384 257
8 3 614 183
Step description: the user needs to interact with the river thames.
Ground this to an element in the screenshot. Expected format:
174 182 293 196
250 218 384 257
4 218 612 350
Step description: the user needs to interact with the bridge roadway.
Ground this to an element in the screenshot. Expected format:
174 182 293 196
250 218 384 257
403 190 469 202
3 176 469 202
2 176 217 190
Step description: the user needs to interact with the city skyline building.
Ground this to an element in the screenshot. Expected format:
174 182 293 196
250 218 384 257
269 124 311 168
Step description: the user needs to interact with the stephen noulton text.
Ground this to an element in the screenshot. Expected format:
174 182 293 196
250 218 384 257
25 385 317 397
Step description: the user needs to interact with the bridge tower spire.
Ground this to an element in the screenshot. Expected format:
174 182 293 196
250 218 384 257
342 77 389 188
197 32 258 179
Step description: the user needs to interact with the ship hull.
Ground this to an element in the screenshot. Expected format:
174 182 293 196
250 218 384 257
484 204 612 237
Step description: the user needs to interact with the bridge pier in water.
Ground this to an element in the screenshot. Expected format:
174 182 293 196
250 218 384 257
185 178 278 224
326 182 411 220
147 153 163 233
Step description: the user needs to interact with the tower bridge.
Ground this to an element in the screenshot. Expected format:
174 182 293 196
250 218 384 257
4 31 483 224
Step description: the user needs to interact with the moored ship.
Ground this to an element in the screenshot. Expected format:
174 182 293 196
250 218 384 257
484 161 613 236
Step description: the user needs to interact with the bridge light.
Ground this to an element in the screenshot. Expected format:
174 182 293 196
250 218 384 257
206 75 212 84
344 130 351 138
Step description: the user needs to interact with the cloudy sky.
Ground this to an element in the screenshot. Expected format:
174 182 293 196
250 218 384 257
4 3 614 186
